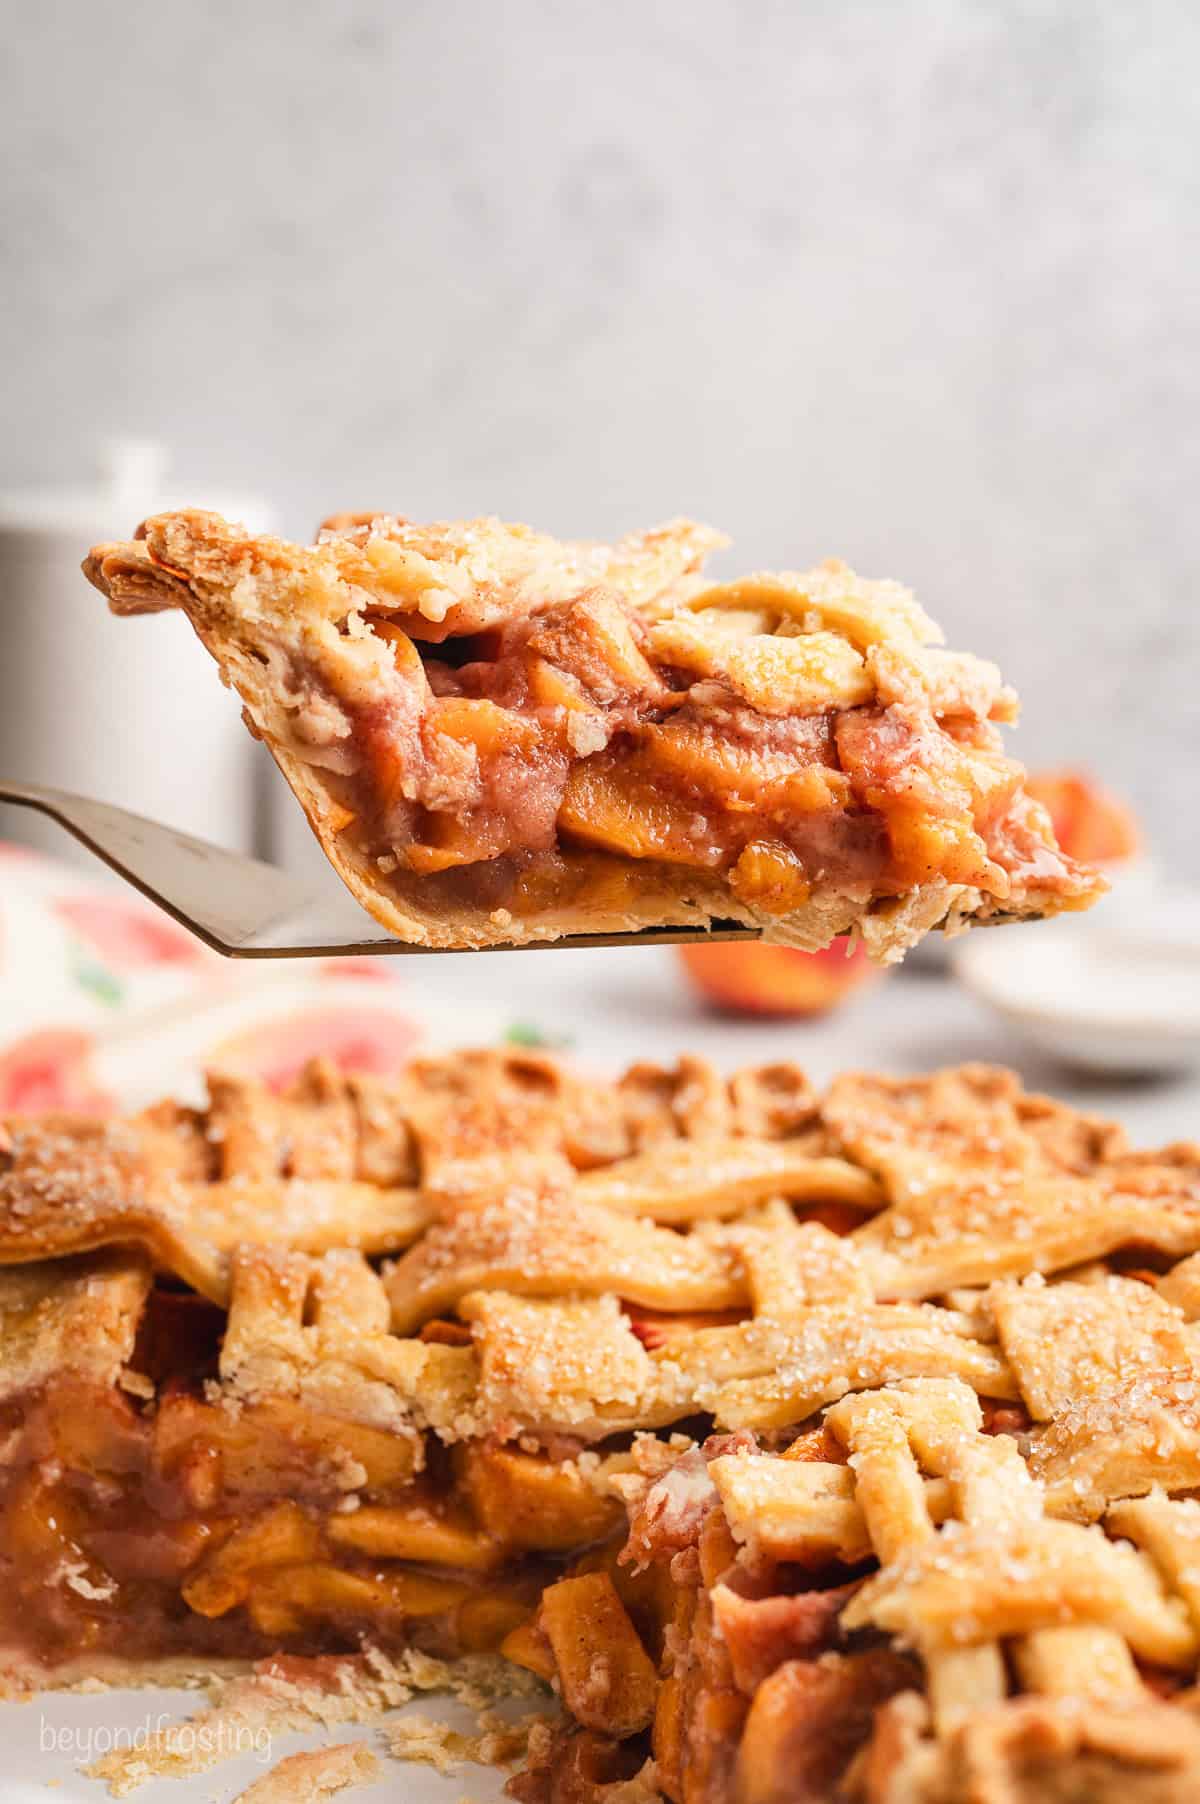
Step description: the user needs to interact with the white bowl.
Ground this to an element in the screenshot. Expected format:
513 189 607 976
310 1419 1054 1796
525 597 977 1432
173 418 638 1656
951 892 1200 1076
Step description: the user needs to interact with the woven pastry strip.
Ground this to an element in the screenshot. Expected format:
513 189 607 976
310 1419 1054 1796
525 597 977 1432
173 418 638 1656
2 1057 1200 1453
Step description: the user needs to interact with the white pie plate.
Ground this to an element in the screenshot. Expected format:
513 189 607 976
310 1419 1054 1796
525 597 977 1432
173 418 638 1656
951 892 1200 1075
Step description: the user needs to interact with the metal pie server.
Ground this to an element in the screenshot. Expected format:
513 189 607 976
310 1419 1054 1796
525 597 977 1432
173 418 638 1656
0 781 757 958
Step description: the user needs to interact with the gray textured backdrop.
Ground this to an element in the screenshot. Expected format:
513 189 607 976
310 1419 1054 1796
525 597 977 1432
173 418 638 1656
3 1 1197 868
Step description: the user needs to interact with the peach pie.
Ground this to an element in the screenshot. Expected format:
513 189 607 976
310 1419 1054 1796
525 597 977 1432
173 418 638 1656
6 1050 1200 1800
84 510 1102 954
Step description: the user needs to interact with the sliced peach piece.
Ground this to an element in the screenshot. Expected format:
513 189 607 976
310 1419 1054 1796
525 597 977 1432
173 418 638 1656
757 763 851 816
728 841 812 915
569 1538 678 1661
652 1673 685 1799
430 695 540 759
183 1500 321 1617
325 1500 503 1571
458 1443 623 1552
501 1615 557 1681
245 1563 471 1639
885 806 1000 891
528 592 661 702
642 720 801 799
559 755 720 866
526 653 590 712
153 1394 419 1498
370 619 427 678
406 815 511 875
539 1571 658 1735
456 1590 534 1652
367 738 416 819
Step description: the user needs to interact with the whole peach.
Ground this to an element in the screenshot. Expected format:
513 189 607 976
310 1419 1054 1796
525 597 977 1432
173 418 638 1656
677 938 880 1017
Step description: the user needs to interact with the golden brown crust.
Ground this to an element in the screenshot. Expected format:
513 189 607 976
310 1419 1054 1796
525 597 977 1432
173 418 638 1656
0 1250 152 1402
230 1741 380 1804
858 1694 1200 1803
86 512 747 950
2 1056 1197 1452
313 509 728 640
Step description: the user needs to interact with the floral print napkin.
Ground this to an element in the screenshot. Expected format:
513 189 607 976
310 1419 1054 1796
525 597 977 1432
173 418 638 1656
0 844 508 1112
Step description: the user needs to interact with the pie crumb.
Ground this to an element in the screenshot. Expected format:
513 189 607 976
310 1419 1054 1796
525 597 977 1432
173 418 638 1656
381 1705 556 1775
83 1648 541 1794
231 1741 379 1804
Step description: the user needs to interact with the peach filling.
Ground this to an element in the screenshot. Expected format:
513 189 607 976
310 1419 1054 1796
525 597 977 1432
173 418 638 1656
324 599 1088 921
0 1379 622 1670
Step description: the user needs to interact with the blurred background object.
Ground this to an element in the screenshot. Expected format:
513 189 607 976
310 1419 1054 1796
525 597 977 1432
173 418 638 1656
952 890 1200 1076
1024 769 1142 871
0 844 507 1111
949 764 1196 1075
678 938 880 1017
0 441 271 859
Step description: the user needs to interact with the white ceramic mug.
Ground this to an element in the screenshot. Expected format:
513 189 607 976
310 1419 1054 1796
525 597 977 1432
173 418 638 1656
0 442 272 863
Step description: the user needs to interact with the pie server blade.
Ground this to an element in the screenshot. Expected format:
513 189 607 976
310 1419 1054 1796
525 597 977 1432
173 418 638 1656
0 781 760 957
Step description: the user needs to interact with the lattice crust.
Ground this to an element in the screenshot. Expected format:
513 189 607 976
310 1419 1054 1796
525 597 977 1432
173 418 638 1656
656 1215 1018 1429
0 1084 431 1303
304 511 729 640
1027 1371 1200 1522
831 1384 1194 1674
822 1065 1131 1203
3 1058 1200 1464
991 1273 1200 1421
83 509 1101 953
859 1693 1200 1803
705 1378 1200 1799
0 1052 839 1304
218 1246 477 1450
825 1068 1200 1300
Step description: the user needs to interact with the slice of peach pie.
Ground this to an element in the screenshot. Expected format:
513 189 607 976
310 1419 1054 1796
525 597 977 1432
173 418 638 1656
84 510 1102 954
7 1050 1200 1801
